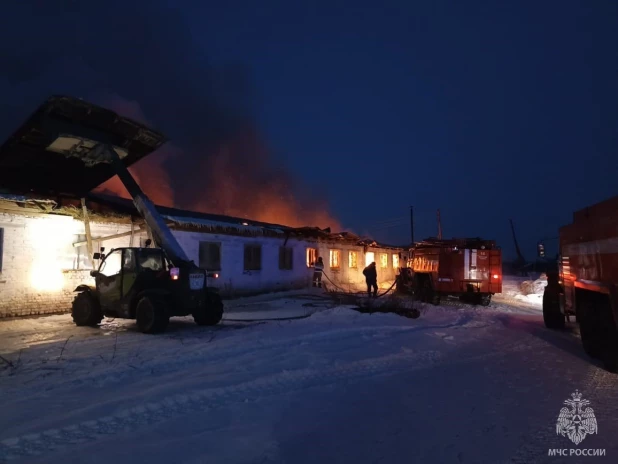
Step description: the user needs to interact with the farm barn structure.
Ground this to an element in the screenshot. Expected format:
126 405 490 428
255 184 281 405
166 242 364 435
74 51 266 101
0 192 403 318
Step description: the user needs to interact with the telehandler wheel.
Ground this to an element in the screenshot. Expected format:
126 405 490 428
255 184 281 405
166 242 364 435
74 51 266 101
72 292 104 327
193 292 224 326
136 296 169 334
542 291 565 330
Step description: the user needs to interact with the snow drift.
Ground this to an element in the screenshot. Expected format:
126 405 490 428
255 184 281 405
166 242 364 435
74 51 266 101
520 274 547 296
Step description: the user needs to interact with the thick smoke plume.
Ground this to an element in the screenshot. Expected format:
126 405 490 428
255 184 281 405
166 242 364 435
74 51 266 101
0 1 340 230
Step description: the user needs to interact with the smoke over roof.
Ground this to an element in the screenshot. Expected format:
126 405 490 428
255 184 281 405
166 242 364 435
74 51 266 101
0 0 340 230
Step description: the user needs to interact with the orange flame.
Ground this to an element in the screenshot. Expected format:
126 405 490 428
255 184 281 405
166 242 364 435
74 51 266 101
94 97 341 231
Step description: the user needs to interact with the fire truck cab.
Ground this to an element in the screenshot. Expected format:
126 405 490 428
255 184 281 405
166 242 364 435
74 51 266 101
541 195 618 372
396 238 502 305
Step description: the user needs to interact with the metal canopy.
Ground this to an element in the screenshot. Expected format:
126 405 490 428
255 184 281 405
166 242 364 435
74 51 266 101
0 96 166 196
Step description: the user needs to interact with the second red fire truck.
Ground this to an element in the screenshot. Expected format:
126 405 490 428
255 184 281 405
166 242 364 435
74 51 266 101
396 237 502 305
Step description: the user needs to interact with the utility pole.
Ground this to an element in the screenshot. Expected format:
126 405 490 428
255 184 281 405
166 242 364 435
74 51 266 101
437 209 442 240
410 206 414 244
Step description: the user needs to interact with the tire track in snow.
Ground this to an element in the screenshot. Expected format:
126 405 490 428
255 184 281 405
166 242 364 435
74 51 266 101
2 325 414 391
0 335 541 462
3 314 479 399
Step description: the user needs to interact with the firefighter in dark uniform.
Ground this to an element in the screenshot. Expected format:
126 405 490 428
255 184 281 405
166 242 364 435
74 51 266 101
363 261 378 297
313 256 324 288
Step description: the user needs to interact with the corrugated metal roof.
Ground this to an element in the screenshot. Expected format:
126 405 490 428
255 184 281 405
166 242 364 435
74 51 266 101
0 193 30 203
164 215 287 235
0 191 403 249
0 193 57 204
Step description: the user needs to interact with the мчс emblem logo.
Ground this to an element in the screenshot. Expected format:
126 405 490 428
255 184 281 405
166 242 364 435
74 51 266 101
556 390 598 445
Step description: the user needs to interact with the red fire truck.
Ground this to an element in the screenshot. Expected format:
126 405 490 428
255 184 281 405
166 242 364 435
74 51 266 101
396 238 502 305
542 195 618 372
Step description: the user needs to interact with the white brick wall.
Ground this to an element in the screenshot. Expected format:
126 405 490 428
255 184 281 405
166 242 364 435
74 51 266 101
310 242 401 292
0 211 403 317
0 213 139 318
175 231 313 297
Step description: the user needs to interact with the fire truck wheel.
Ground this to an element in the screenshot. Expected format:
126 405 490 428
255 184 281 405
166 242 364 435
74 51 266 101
577 299 601 359
542 291 564 330
479 294 491 307
71 292 103 327
599 302 618 373
420 279 433 303
136 296 169 334
602 339 618 374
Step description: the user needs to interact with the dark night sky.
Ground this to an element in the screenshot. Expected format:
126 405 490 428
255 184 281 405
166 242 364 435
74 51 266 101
1 0 617 260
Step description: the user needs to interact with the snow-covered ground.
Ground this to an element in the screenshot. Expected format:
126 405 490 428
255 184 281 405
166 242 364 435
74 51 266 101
493 274 546 312
1 278 616 463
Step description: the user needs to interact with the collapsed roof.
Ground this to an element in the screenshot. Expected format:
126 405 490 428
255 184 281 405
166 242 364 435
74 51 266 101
0 192 402 250
414 237 499 250
0 96 401 250
0 96 165 197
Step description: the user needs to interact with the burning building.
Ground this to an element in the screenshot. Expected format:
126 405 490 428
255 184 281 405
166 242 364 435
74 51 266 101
0 193 403 318
0 95 402 318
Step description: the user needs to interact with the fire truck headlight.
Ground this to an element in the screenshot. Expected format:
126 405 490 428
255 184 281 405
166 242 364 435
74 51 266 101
493 274 499 279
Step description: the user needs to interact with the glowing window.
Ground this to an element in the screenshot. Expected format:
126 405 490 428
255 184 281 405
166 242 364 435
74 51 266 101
365 251 375 266
349 251 358 268
393 254 399 269
306 248 317 267
329 249 341 269
380 253 388 269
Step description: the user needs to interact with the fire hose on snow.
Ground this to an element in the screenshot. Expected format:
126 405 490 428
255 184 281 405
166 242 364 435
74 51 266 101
320 271 398 299
222 273 401 323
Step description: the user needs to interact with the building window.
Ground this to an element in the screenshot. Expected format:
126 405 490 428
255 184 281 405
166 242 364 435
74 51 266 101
306 247 317 267
244 244 262 271
279 246 293 270
365 251 375 267
380 253 388 269
0 227 4 272
348 251 358 268
393 253 400 269
199 241 221 271
329 249 341 269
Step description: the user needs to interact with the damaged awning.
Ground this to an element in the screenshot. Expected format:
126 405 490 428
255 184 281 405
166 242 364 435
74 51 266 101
0 96 165 197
